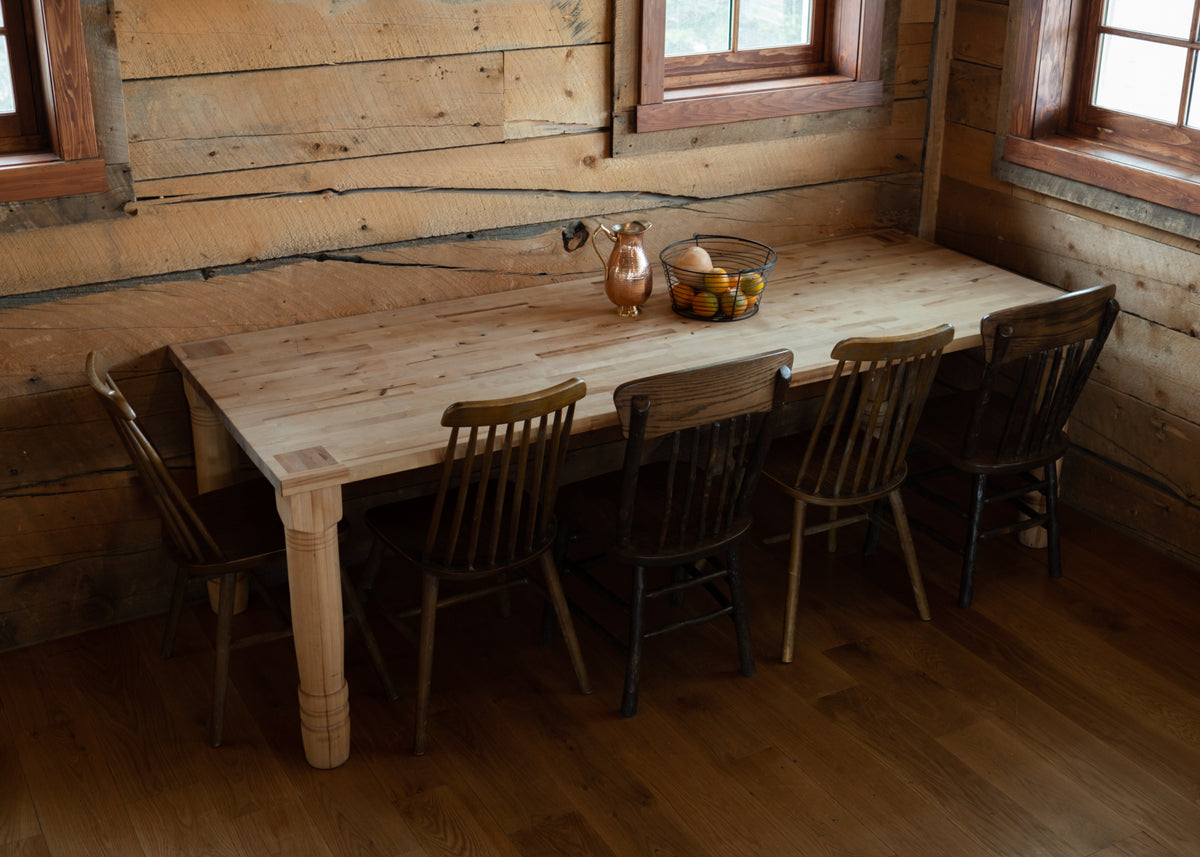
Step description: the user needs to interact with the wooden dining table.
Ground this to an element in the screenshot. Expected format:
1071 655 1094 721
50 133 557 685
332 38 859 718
168 228 1060 768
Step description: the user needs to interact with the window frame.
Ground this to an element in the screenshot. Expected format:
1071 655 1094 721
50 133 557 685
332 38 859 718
0 0 106 203
1000 0 1200 218
635 0 885 133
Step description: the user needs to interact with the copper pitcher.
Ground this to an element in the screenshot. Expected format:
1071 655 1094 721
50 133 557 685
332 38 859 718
593 221 653 317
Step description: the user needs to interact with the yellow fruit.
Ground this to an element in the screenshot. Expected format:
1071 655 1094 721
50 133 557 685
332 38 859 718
703 267 735 292
719 290 749 317
690 290 719 317
672 245 714 287
739 271 765 296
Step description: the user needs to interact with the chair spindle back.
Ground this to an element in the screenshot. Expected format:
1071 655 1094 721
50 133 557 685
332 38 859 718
612 349 793 559
423 377 586 573
793 324 954 502
966 284 1118 465
86 351 224 565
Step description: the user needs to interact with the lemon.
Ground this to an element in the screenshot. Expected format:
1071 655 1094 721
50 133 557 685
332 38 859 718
690 290 719 317
719 290 749 317
703 268 735 292
739 271 765 296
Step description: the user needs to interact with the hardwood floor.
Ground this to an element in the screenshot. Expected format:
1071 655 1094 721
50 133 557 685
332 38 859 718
3 472 1200 857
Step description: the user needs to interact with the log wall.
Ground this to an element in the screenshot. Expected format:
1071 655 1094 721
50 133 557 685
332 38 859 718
934 0 1200 568
0 0 933 648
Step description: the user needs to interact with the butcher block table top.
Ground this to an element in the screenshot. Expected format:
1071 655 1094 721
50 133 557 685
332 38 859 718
169 229 1059 500
167 227 1061 770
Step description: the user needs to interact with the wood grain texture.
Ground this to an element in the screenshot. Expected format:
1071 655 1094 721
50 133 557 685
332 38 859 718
2 164 927 296
3 489 1199 856
168 230 1058 497
124 56 506 179
113 0 608 79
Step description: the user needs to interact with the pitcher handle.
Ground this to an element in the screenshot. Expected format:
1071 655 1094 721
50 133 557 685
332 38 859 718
592 224 616 267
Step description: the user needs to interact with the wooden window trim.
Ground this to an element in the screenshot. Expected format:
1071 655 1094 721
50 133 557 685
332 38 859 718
635 0 885 133
0 0 106 203
1001 0 1200 217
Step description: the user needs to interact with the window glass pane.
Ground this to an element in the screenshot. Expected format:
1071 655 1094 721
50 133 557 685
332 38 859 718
1102 0 1194 39
1093 34 1187 122
739 0 813 49
1 40 15 115
666 0 732 56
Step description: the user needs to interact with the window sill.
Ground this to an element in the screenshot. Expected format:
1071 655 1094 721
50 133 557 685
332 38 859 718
1002 134 1200 218
0 154 108 203
636 78 884 133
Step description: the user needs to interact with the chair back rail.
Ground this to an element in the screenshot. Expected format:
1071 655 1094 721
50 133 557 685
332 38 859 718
423 377 586 573
795 324 954 503
612 349 793 560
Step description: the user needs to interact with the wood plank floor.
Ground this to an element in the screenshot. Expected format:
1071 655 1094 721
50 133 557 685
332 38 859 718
3 469 1200 857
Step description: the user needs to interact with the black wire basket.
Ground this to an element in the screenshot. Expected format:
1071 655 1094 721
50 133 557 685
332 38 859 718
660 234 777 321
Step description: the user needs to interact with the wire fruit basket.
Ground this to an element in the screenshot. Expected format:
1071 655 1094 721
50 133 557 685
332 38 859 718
660 234 777 321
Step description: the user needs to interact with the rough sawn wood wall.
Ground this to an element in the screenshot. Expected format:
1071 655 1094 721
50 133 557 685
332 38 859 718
0 0 935 648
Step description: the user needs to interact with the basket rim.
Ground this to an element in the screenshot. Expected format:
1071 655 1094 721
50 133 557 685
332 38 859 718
660 233 777 259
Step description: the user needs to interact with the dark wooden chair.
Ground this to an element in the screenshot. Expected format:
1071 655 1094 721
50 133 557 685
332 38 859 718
86 351 397 747
552 349 793 717
360 377 591 755
763 325 954 662
906 284 1120 607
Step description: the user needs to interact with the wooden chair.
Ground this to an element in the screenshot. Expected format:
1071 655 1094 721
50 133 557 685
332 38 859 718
86 351 397 747
763 325 954 663
906 284 1119 607
360 377 591 755
552 349 793 717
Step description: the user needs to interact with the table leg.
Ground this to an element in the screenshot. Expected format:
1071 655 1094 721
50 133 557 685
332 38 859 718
182 380 242 492
275 486 350 769
181 379 249 613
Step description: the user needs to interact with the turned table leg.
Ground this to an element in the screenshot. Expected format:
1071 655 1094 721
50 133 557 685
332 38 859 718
181 380 250 613
275 486 350 769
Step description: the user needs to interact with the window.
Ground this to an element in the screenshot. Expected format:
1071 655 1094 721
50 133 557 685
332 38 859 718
1072 0 1200 166
635 0 885 132
1 0 44 146
0 0 106 203
1002 0 1200 218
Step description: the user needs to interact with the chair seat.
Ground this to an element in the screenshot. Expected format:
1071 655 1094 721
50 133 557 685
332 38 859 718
571 463 754 567
764 428 908 506
365 487 557 580
916 389 1070 475
187 478 287 568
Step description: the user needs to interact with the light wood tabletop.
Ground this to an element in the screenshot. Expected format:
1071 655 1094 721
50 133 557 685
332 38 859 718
169 228 1060 768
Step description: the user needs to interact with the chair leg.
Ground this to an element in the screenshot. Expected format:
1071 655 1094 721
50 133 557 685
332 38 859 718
538 552 591 696
888 489 930 621
359 538 386 597
1044 465 1063 580
826 507 839 553
725 548 756 678
340 568 399 702
863 498 886 556
621 566 647 717
781 498 808 664
209 571 238 748
413 574 439 756
161 564 190 660
960 474 988 608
